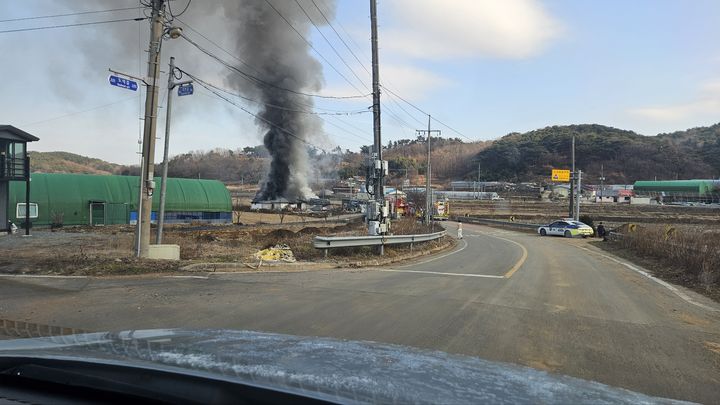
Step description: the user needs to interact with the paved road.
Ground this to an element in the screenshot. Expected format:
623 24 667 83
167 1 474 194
2 223 720 403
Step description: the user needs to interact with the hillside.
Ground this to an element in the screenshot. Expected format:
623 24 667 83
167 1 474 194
473 124 720 183
28 151 122 175
26 123 720 186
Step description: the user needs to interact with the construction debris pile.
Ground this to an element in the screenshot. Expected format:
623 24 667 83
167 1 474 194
255 244 296 263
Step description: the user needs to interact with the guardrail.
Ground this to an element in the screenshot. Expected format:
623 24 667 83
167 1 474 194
314 230 446 256
455 216 540 230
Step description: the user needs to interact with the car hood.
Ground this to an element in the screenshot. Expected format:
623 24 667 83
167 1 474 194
0 329 688 404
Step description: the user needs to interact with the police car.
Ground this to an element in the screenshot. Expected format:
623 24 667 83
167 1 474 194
538 219 594 238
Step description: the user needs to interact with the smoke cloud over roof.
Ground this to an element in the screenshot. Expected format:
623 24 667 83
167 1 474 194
221 0 335 201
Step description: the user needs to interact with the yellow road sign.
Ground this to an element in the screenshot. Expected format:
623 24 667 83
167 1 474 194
551 169 570 182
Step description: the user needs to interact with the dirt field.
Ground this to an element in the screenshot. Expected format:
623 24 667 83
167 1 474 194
0 217 447 276
452 200 720 230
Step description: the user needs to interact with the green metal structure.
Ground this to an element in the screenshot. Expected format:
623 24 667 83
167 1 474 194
633 180 716 196
8 173 231 226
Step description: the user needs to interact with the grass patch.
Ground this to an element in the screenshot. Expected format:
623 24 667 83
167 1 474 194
593 226 720 303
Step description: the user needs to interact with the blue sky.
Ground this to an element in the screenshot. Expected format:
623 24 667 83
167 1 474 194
1 0 720 164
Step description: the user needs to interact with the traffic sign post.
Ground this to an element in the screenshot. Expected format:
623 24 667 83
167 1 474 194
108 75 139 91
157 57 192 244
551 169 571 182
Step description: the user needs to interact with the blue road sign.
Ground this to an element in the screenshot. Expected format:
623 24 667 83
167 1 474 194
109 75 138 91
178 83 194 96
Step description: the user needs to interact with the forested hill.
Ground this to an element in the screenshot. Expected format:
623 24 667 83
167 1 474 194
473 124 720 183
28 151 122 175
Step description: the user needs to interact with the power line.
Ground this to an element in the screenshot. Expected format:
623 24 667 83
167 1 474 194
186 68 367 146
184 68 371 144
310 0 372 77
301 3 467 143
0 16 148 34
178 68 370 116
175 17 264 77
192 76 327 152
0 6 142 23
167 0 192 19
21 97 137 127
323 114 371 140
381 85 474 141
381 102 417 132
302 2 432 139
384 91 425 127
294 0 369 91
262 0 368 95
179 32 370 100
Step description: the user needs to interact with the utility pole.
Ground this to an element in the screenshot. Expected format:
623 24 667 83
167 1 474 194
367 0 389 250
599 164 605 202
417 117 440 225
426 115 431 225
370 0 382 202
156 56 192 244
569 135 575 219
135 0 165 257
576 170 582 220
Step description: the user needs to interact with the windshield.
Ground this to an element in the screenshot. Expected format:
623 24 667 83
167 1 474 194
1 1 719 404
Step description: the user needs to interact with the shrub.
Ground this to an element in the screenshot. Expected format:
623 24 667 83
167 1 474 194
619 225 720 289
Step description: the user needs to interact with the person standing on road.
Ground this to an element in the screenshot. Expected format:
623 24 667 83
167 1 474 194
596 222 606 241
457 222 463 239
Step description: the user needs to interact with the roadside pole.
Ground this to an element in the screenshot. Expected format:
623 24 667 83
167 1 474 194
417 118 440 225
369 0 387 255
600 164 605 202
156 57 192 244
137 0 165 257
569 135 575 219
426 115 431 225
576 169 582 220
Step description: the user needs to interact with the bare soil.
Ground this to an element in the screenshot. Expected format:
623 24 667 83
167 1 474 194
0 217 447 276
453 200 720 230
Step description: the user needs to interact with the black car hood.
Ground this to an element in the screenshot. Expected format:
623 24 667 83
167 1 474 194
0 329 689 404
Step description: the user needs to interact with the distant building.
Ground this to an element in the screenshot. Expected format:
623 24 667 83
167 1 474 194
250 199 306 211
8 173 231 227
550 184 571 198
1 125 39 232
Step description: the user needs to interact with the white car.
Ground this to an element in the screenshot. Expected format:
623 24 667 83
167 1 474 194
538 219 594 238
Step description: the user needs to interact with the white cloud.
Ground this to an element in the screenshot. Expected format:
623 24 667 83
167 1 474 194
383 0 563 60
382 64 454 99
320 64 452 101
629 79 720 122
630 100 720 122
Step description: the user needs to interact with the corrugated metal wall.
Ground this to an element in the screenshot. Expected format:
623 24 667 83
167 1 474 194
8 173 231 226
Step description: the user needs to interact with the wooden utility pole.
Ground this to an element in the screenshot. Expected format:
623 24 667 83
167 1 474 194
136 0 165 257
370 0 383 203
416 118 440 224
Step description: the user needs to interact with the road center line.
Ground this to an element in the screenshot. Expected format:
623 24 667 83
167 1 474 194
475 231 528 278
396 238 468 268
576 246 720 313
375 268 505 278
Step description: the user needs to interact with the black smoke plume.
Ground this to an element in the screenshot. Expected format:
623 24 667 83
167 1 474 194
222 0 335 201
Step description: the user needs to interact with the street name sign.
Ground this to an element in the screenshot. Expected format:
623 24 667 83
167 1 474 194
178 83 194 96
108 75 138 91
